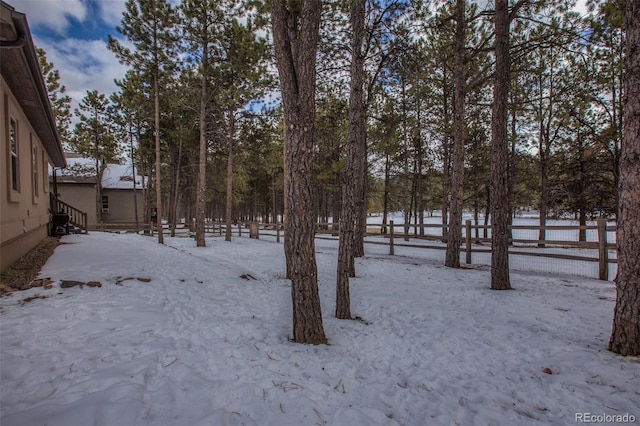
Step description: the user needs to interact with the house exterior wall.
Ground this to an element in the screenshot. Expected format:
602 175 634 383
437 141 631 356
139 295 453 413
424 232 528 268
1 75 54 272
55 182 96 226
56 182 144 229
101 189 144 225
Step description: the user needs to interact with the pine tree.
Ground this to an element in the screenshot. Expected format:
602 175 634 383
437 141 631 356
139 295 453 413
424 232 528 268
110 72 153 230
271 0 327 344
489 0 511 290
114 71 155 226
71 91 121 225
181 0 224 247
218 19 270 243
445 0 467 268
37 48 72 145
608 0 640 356
336 0 366 320
108 0 180 244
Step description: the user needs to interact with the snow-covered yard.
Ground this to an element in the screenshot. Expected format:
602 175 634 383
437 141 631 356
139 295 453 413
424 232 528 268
1 232 638 425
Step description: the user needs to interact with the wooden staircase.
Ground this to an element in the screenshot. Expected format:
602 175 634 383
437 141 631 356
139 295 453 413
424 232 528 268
50 194 88 233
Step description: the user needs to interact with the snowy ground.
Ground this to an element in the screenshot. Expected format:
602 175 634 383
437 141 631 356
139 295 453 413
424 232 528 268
1 231 638 426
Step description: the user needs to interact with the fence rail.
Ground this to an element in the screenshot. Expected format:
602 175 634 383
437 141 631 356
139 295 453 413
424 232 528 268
157 218 617 281
242 219 617 281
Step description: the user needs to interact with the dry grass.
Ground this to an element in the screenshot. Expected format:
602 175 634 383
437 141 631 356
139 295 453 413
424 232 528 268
0 237 61 294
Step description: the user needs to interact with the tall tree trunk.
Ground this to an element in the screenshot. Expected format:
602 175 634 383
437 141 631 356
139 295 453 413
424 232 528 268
271 0 326 344
537 61 554 248
538 149 549 247
484 185 490 239
272 173 277 225
154 73 164 244
142 159 151 225
353 150 366 257
336 0 365 320
445 0 466 268
167 152 176 236
130 125 139 230
167 132 179 237
508 94 517 242
170 131 182 237
196 43 209 247
609 0 640 356
441 135 450 243
352 95 368 257
382 152 390 234
441 68 451 244
416 127 424 237
578 133 587 243
283 138 291 279
331 188 340 234
225 112 235 242
489 0 511 290
402 82 410 235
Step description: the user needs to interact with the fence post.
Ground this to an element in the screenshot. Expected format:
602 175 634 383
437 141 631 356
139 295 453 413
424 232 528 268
389 220 395 255
238 222 242 237
249 222 259 239
465 220 472 264
597 219 609 281
404 222 409 241
276 222 281 243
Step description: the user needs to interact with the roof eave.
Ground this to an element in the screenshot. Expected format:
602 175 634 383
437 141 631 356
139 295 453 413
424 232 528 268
1 2 66 167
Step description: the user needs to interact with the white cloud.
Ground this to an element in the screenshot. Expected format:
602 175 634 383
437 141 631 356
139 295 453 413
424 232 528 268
96 0 127 27
32 35 130 122
15 0 88 35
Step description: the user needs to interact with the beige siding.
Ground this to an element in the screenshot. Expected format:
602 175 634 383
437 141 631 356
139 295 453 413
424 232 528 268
1 76 54 272
56 183 144 229
55 183 96 226
101 189 144 224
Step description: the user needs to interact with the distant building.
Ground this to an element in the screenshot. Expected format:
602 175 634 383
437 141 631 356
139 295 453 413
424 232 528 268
55 154 146 229
0 1 66 272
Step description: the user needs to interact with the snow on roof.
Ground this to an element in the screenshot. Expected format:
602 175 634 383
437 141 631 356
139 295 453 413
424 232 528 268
61 155 145 189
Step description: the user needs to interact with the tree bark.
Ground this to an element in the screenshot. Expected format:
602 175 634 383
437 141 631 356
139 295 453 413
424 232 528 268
154 73 164 244
382 152 390 234
416 127 424 237
336 0 365 320
170 131 182 237
609 0 640 356
538 145 549 247
196 41 209 247
445 0 466 268
130 125 140 230
271 0 327 344
225 112 235 242
489 0 511 290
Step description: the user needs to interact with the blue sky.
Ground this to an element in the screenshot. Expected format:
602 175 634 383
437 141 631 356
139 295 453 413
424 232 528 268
14 0 589 129
14 0 130 120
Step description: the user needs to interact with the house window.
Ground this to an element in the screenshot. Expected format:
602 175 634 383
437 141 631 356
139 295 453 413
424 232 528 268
32 142 38 197
101 195 109 212
10 117 18 192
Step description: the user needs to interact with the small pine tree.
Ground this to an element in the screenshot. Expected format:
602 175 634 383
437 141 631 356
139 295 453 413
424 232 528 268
108 0 180 244
37 48 72 145
71 90 121 224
